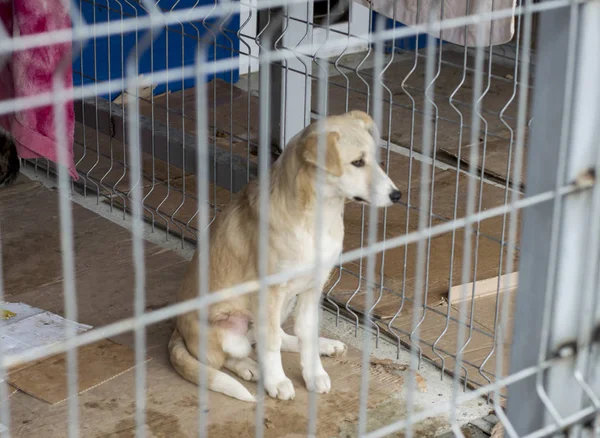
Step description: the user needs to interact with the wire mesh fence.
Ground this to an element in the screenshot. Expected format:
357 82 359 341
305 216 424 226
0 0 599 436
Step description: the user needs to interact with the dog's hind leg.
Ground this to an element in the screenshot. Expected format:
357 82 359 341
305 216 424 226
215 314 253 359
280 328 347 357
221 331 252 358
169 329 255 402
224 357 260 382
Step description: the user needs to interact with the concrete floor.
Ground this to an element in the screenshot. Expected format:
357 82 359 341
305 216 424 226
21 157 498 437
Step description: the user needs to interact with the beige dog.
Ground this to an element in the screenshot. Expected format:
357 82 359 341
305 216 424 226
168 110 402 402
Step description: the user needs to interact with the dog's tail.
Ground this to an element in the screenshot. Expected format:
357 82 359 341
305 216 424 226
168 329 255 403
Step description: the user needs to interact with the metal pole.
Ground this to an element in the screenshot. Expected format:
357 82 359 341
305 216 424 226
506 1 600 434
258 3 313 150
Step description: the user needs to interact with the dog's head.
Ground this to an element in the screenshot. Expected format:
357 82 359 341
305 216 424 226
300 110 401 207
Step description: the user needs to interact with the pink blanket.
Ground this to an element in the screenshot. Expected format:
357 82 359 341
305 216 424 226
0 0 78 180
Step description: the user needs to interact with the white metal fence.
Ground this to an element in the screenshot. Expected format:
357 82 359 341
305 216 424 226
1 0 599 436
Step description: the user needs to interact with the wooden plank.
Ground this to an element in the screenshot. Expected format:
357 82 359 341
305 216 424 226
7 340 148 405
448 272 519 304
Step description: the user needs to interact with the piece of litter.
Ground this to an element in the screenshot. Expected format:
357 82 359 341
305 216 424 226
369 358 427 392
0 310 15 320
0 311 91 357
0 302 45 325
370 357 408 372
376 315 395 320
415 372 427 393
264 417 274 429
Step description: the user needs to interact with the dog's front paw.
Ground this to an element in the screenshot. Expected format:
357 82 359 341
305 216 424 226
264 376 295 400
319 338 348 357
303 369 331 394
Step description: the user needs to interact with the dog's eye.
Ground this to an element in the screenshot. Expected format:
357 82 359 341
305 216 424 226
352 159 365 168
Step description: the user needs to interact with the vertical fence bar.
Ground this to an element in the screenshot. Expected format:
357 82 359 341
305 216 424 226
405 24 437 438
387 0 420 360
255 9 276 437
410 0 444 375
193 4 236 433
53 5 84 432
478 4 523 390
309 48 328 438
195 52 211 437
450 20 485 437
54 88 80 438
492 0 535 434
0 232 11 438
357 13 385 437
506 1 600 434
124 3 161 434
127 55 148 438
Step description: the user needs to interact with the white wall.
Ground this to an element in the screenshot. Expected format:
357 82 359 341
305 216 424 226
238 1 371 75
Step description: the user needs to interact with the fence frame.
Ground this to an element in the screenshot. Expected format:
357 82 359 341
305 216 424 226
506 1 600 435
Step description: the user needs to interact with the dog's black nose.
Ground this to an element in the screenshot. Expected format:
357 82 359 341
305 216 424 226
389 190 402 203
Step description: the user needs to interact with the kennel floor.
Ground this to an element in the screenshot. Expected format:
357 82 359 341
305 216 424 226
0 175 464 437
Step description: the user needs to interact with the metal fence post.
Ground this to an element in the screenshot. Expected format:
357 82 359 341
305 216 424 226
507 2 600 435
258 3 314 150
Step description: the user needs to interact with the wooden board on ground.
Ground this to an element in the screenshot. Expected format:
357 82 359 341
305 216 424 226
449 272 519 304
8 339 150 405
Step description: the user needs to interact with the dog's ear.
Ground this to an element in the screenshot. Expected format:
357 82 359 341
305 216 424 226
302 131 343 177
347 110 380 142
